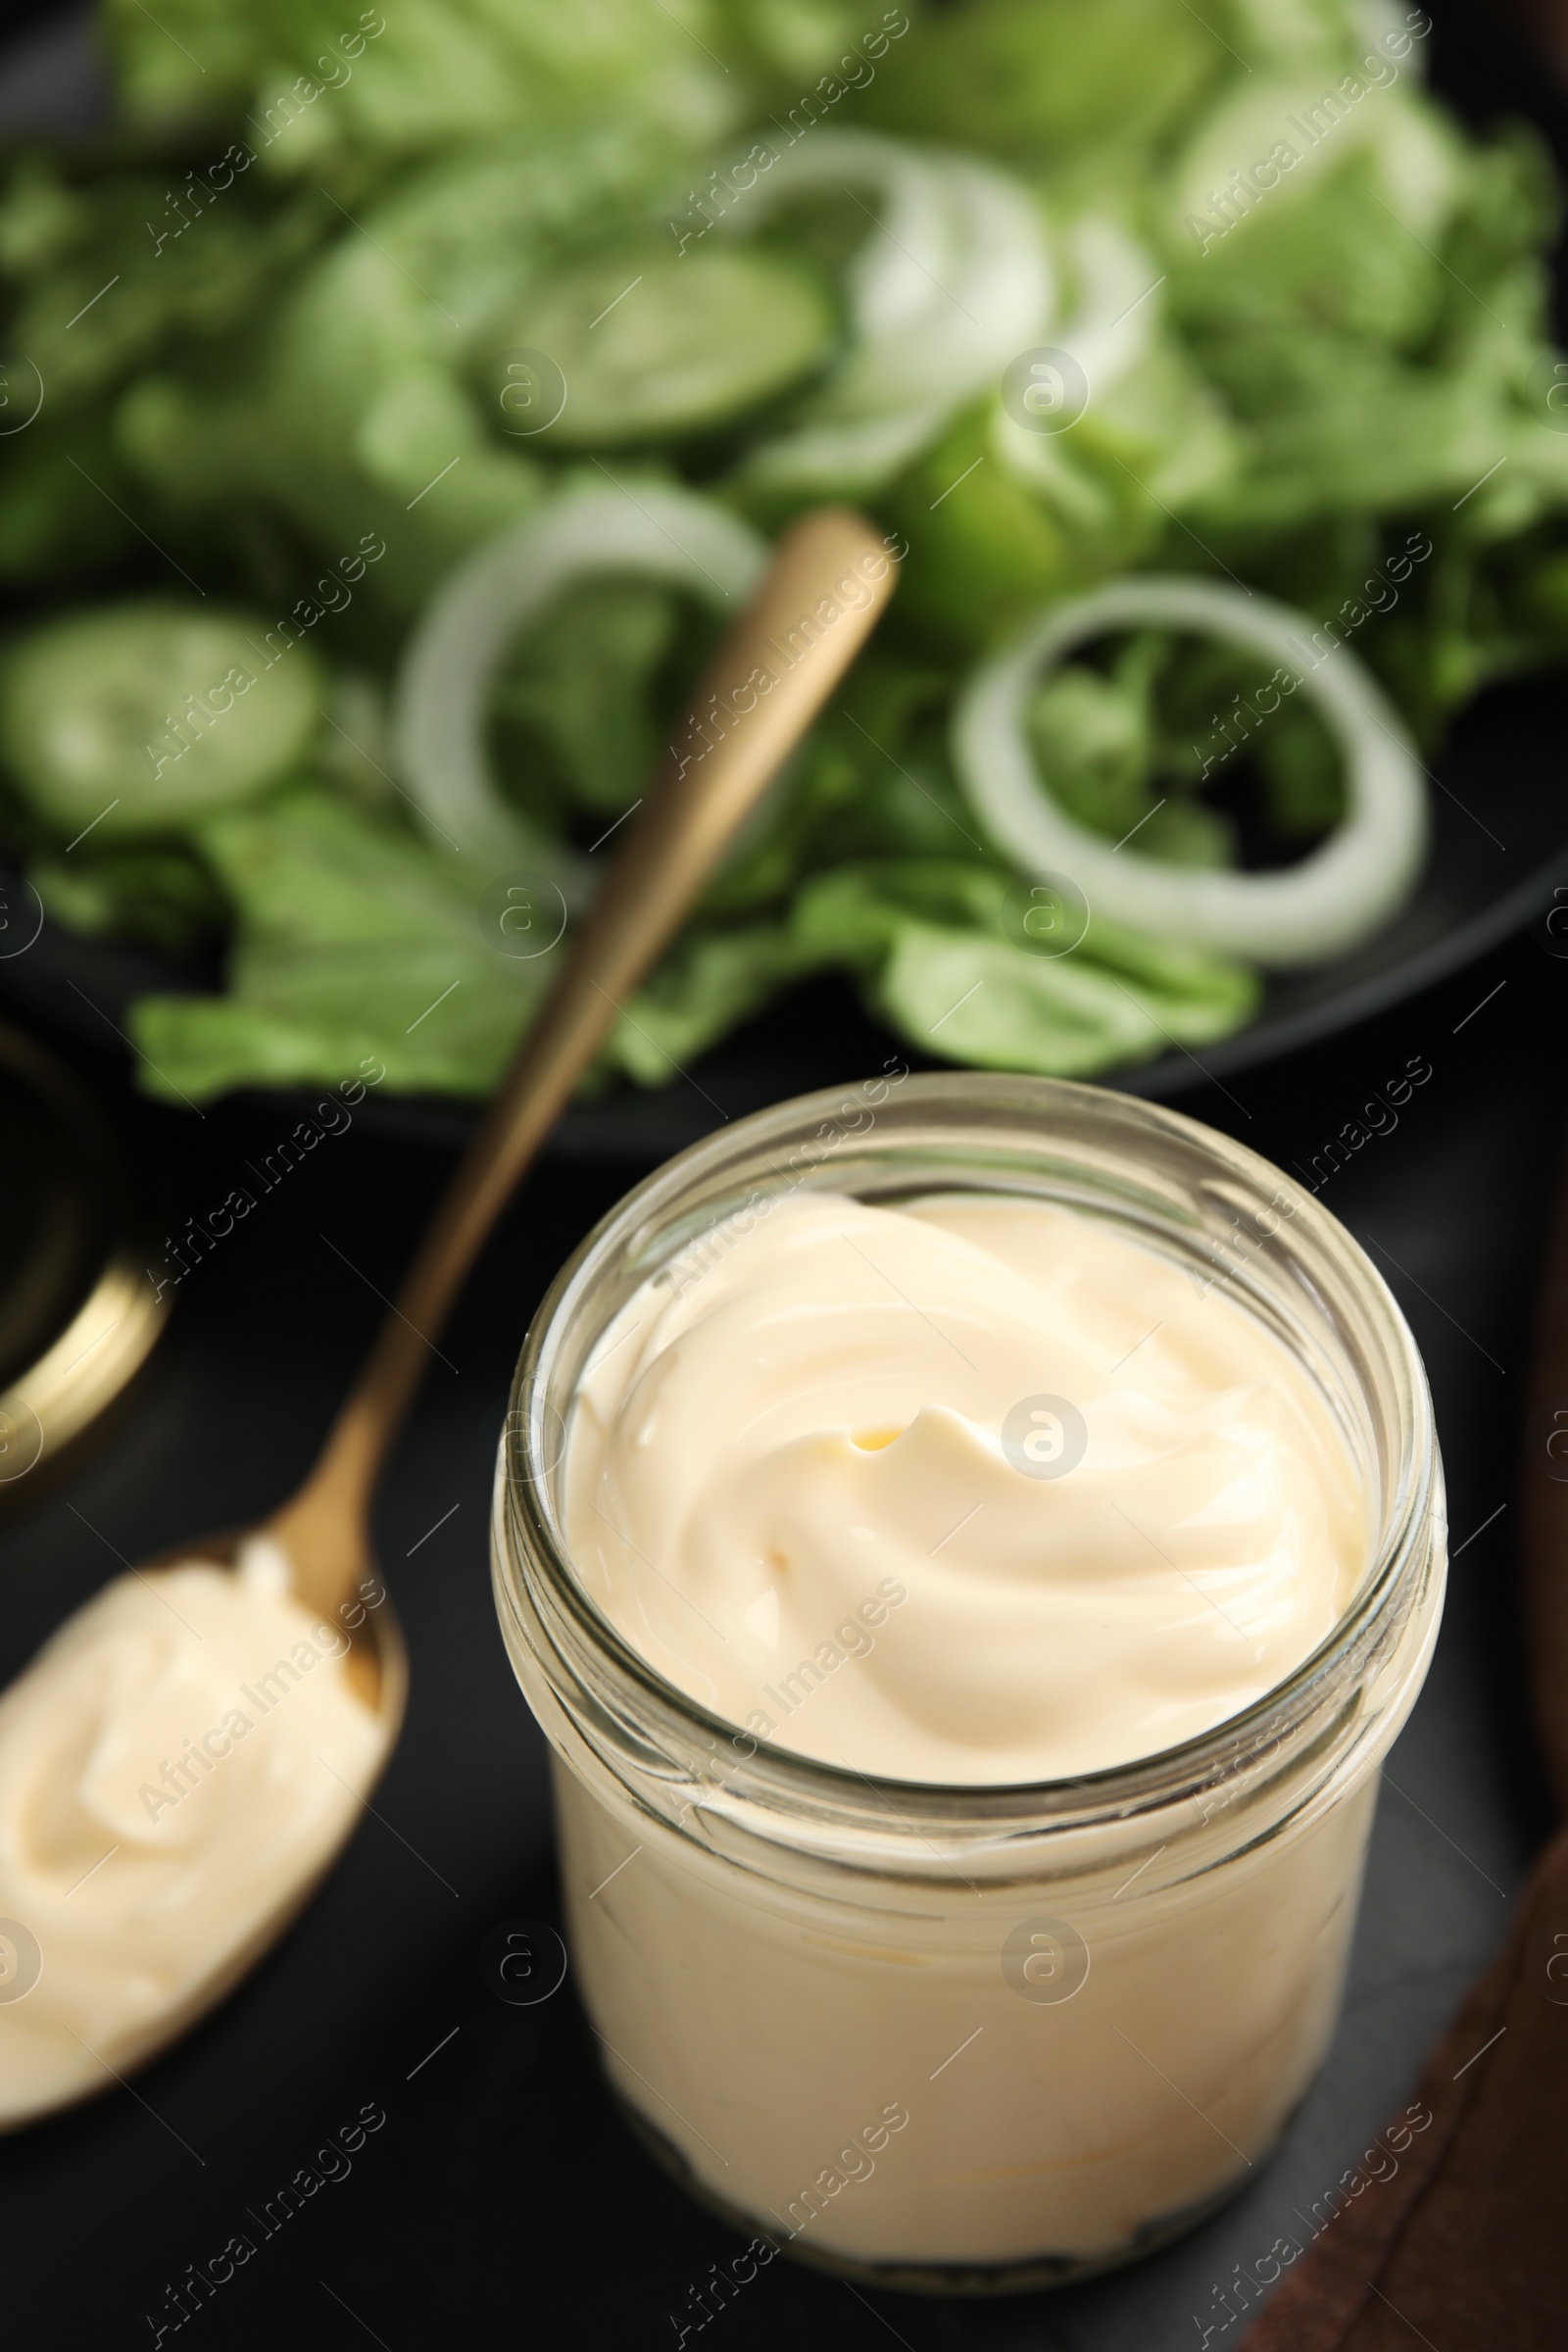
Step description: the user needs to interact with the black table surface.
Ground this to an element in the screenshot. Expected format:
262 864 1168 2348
0 914 1557 2352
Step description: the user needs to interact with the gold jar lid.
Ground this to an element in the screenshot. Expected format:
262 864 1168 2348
0 1021 167 1496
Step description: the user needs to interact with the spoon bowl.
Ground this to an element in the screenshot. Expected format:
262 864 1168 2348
118 1586 409 2077
0 1572 407 2132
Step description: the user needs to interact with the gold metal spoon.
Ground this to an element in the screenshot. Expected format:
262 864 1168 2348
269 505 896 1633
13 508 897 2117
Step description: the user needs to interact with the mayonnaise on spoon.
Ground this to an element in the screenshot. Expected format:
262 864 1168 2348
0 1540 386 2129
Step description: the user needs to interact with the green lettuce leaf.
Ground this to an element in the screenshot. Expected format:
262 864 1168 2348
28 842 226 958
599 921 825 1085
101 0 745 174
126 784 821 1102
0 156 333 418
792 861 1258 1074
128 786 551 1098
491 579 681 824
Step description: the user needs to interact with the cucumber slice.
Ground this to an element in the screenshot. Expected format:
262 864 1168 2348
0 604 323 840
500 246 835 446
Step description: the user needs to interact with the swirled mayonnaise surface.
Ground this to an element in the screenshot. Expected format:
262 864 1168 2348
564 1193 1366 1781
0 1540 386 2129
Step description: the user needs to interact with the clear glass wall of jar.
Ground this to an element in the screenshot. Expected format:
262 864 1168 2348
492 1075 1446 2293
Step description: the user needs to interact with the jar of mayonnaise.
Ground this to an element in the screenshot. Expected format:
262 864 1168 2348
492 1075 1444 2290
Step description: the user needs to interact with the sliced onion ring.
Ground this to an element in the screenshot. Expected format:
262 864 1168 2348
391 485 767 891
952 576 1429 969
733 131 1053 496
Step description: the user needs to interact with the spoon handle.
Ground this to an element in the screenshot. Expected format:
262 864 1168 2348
273 508 897 1592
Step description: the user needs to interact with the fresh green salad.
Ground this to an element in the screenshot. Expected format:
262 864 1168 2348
1 0 1566 1103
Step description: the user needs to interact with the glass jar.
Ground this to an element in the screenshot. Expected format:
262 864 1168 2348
492 1074 1445 2293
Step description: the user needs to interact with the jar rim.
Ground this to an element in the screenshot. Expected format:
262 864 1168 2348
496 1072 1439 1826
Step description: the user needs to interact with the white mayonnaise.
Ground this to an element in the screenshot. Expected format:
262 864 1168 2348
564 1193 1366 1783
0 1540 387 2129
